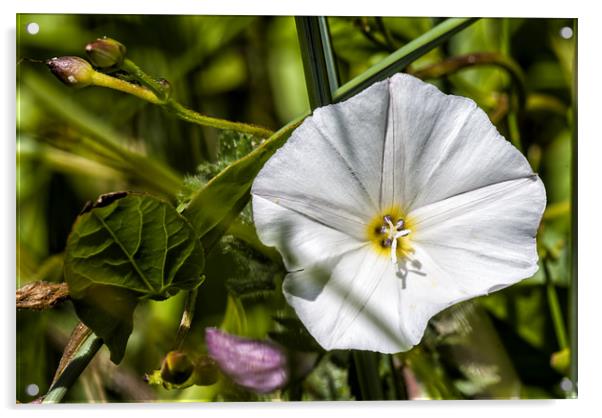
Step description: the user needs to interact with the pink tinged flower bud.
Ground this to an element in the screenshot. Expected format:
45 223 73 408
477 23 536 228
85 37 126 68
46 56 94 88
205 327 289 394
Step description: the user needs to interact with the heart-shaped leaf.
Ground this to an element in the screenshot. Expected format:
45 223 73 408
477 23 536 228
64 192 205 363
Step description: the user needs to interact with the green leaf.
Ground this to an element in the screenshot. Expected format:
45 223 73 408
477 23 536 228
64 192 205 363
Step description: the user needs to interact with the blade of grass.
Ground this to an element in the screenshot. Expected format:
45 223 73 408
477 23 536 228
42 324 103 403
351 351 385 400
295 16 339 108
334 17 479 101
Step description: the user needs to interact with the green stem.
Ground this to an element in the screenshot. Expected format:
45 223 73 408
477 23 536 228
174 288 198 350
507 111 523 152
410 51 527 107
121 59 168 99
352 351 384 400
164 100 274 138
92 72 162 104
388 354 407 400
543 258 569 350
121 59 274 138
43 330 103 403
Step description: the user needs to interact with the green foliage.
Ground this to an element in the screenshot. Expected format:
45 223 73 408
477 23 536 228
217 229 281 299
301 353 353 401
64 193 205 363
17 15 575 402
182 117 301 249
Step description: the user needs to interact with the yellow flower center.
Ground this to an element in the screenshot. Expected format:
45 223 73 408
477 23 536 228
366 206 414 264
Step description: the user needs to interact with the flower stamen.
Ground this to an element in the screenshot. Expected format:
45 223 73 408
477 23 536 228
381 215 411 265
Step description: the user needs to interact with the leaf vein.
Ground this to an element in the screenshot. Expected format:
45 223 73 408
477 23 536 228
92 211 155 292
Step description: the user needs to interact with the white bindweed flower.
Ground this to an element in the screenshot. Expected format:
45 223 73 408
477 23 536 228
251 73 546 353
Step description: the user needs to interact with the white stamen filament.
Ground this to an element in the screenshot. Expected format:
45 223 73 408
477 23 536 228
383 216 411 265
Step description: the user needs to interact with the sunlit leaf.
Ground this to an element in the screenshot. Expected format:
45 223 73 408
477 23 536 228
64 192 205 363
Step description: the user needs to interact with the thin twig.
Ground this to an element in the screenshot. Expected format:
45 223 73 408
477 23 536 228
16 281 69 310
410 51 527 107
354 18 395 52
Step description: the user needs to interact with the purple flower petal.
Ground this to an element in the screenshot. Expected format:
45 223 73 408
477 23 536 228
205 328 289 393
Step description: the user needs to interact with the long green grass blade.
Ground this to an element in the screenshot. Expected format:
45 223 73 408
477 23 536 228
334 17 479 101
295 16 338 108
43 326 103 403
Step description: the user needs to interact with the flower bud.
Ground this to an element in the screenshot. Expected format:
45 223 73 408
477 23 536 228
551 347 570 376
192 354 220 386
46 56 95 88
160 351 194 385
205 328 289 393
85 37 126 68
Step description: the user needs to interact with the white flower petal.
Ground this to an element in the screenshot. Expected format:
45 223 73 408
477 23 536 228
409 176 546 294
310 80 390 209
252 195 365 271
383 74 535 211
394 244 472 344
252 81 391 238
283 246 416 353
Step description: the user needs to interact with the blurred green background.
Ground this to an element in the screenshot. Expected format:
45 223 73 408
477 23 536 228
16 15 576 402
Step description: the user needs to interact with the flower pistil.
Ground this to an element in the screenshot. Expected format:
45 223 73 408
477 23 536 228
367 208 413 265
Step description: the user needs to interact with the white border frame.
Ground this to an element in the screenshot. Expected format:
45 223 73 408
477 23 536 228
4 1 600 417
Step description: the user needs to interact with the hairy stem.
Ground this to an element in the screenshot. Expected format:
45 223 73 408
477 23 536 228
164 100 274 138
120 59 274 138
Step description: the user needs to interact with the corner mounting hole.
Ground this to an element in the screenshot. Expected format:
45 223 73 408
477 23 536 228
26 383 39 396
26 22 40 35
